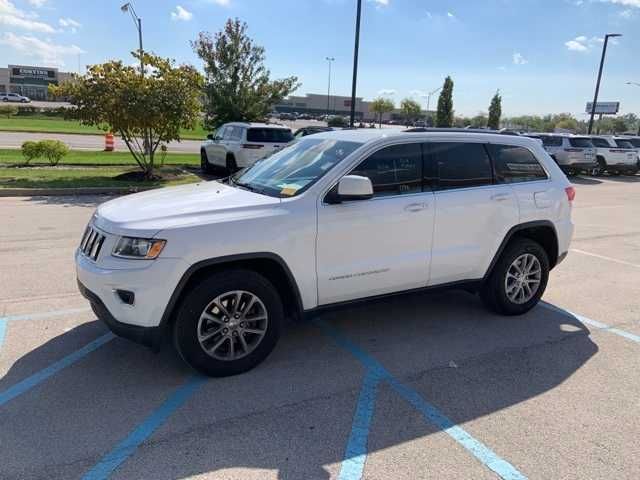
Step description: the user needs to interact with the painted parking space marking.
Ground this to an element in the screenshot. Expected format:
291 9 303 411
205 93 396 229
0 332 114 408
570 249 640 269
339 369 382 480
0 319 6 351
82 375 207 480
315 318 527 480
0 307 91 323
542 303 640 344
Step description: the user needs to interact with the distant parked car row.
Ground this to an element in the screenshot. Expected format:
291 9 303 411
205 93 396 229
0 92 31 103
525 133 639 176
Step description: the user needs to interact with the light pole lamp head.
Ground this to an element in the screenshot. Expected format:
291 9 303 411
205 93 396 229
606 33 622 39
120 2 131 12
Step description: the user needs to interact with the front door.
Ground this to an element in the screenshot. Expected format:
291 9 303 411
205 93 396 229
316 142 435 305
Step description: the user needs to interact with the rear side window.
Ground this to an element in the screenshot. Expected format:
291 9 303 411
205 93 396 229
629 138 640 148
540 136 563 147
350 143 422 197
569 137 593 148
429 142 492 191
247 128 293 143
614 139 634 149
591 137 610 148
488 144 548 184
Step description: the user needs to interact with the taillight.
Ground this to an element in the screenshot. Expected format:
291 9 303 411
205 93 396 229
242 144 264 149
565 186 576 203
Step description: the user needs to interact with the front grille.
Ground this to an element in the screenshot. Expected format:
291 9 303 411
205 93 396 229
79 226 106 261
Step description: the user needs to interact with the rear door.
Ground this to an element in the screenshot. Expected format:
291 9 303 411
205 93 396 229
428 141 519 285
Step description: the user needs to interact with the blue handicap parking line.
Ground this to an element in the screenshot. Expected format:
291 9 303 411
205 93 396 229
339 369 382 480
0 307 91 323
0 319 6 351
0 332 115 408
315 318 527 480
542 303 640 344
82 375 207 480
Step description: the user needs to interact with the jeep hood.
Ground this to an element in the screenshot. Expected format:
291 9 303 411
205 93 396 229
94 181 281 237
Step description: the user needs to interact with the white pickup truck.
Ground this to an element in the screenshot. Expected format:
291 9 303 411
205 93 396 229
76 129 574 377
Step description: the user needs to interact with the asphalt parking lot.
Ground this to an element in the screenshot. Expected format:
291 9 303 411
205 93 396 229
1 175 639 479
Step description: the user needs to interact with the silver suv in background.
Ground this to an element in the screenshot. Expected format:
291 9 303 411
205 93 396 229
620 135 640 169
525 134 596 175
201 122 293 174
0 92 31 103
590 135 638 176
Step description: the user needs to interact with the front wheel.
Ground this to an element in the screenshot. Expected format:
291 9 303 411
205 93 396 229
480 238 549 316
173 270 283 377
200 150 213 174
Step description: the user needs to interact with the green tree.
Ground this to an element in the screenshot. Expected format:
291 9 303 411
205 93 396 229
612 116 628 133
193 19 299 129
370 97 395 127
436 76 454 127
50 52 203 178
0 104 19 119
400 98 421 126
470 114 488 128
487 90 502 130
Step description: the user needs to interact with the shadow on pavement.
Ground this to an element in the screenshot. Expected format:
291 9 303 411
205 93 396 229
22 194 114 208
0 291 598 479
571 176 603 185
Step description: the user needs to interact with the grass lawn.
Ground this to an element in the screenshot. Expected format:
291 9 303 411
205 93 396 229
0 148 200 166
0 165 200 189
0 116 209 140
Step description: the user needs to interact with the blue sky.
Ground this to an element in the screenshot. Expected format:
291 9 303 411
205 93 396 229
1 0 638 117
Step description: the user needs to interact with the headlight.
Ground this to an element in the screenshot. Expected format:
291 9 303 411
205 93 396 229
112 237 166 260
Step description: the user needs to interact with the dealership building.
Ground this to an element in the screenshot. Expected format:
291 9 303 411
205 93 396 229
0 65 73 101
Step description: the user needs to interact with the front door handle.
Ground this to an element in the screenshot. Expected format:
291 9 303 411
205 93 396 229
491 193 511 202
404 202 427 212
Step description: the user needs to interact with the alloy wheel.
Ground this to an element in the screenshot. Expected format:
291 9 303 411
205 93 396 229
504 253 542 305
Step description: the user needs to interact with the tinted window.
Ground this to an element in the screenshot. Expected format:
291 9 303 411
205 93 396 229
489 144 548 184
628 138 640 148
569 137 593 148
591 137 610 148
429 142 492 191
247 128 293 143
229 127 243 141
540 136 563 147
614 139 634 149
351 143 422 197
216 127 227 140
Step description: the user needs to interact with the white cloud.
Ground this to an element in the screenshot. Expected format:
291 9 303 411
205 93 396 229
599 0 640 7
369 0 389 6
26 0 47 6
210 0 231 5
171 5 192 21
565 35 609 52
513 52 528 65
447 11 455 18
377 89 396 96
0 0 56 33
59 17 81 33
0 32 85 67
565 39 588 51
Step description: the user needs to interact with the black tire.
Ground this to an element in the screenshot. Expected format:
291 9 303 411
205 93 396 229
226 155 238 174
480 238 549 316
595 157 607 176
173 269 284 377
200 150 213 174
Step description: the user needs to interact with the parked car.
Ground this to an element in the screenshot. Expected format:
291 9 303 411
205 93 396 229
0 92 31 103
589 135 638 175
278 112 295 121
620 135 640 169
201 122 293 174
77 129 574 377
524 134 597 176
293 126 333 139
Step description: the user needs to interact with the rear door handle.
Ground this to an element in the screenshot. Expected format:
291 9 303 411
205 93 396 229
404 202 427 212
491 193 511 202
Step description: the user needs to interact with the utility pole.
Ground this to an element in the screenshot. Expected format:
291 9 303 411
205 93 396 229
588 33 622 134
349 0 362 128
326 57 335 117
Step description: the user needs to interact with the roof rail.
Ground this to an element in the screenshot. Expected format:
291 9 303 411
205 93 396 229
403 127 521 136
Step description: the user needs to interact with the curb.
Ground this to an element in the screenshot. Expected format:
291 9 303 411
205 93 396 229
0 186 159 197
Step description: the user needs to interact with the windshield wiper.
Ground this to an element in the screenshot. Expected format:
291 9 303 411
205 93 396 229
234 181 266 195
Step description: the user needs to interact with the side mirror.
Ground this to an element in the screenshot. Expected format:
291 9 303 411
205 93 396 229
326 175 374 204
206 133 215 141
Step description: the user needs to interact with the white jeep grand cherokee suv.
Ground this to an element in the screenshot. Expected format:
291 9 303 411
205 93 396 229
77 130 574 377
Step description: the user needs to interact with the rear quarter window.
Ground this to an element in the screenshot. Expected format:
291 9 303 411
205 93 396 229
488 144 548 184
569 138 594 148
540 136 563 147
591 138 610 148
614 139 634 149
247 128 293 143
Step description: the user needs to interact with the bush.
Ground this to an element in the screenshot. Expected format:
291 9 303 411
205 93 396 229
20 140 69 165
0 104 19 119
21 141 42 164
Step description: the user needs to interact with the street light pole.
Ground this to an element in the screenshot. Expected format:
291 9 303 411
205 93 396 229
588 33 622 134
121 2 144 76
349 0 362 128
326 57 335 117
426 86 442 122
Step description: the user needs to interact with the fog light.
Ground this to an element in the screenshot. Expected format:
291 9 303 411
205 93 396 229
115 289 135 305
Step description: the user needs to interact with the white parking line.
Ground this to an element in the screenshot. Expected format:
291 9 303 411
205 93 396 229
570 249 640 269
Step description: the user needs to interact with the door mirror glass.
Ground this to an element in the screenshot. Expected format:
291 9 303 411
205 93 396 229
207 133 215 141
328 175 374 203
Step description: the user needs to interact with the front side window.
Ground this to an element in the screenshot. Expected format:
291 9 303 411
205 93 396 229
591 137 610 148
229 127 243 141
429 142 492 191
489 144 548 184
232 138 361 198
614 139 634 149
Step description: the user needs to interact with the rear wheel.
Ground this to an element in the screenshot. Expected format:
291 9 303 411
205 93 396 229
226 155 238 175
480 238 549 316
593 157 607 176
173 270 284 377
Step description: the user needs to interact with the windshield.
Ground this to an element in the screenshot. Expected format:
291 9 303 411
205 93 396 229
569 138 594 148
614 139 634 149
232 138 362 198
